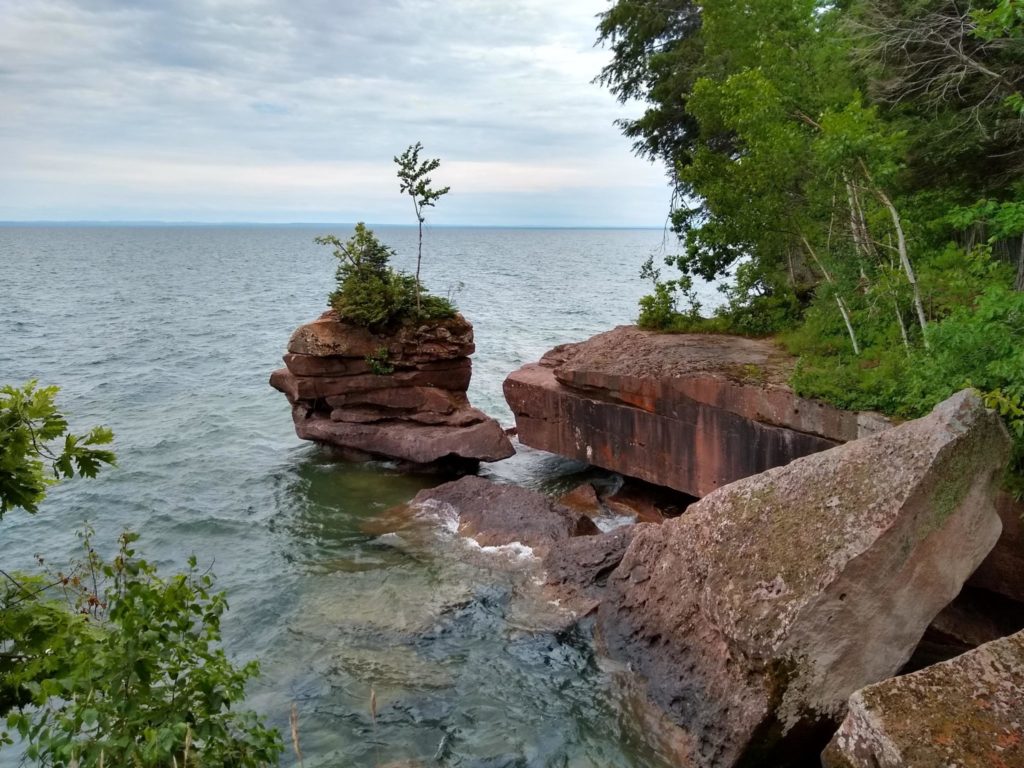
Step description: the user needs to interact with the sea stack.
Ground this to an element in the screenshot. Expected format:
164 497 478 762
271 310 514 468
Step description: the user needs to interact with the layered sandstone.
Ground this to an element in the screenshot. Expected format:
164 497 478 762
822 630 1024 768
503 326 890 497
598 390 1010 767
271 311 514 466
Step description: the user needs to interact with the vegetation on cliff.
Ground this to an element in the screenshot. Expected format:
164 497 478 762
317 143 456 332
0 382 282 766
316 222 455 331
598 0 1024 494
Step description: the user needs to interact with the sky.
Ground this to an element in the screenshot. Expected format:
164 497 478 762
0 0 673 226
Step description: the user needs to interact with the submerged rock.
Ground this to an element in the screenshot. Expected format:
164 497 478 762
407 475 598 556
822 630 1024 768
598 390 1009 767
271 311 513 466
503 326 891 498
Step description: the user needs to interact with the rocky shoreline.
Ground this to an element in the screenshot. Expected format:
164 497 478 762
271 319 1024 767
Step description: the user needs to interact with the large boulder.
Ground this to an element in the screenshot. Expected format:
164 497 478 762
822 630 1024 768
598 390 1010 767
271 311 513 466
503 327 890 497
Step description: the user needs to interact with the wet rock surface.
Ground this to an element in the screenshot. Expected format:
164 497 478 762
544 528 638 610
598 390 1010 768
407 475 598 556
503 326 890 497
822 630 1024 768
271 311 513 466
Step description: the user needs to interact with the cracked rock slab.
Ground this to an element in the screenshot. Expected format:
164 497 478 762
822 629 1024 768
598 390 1009 768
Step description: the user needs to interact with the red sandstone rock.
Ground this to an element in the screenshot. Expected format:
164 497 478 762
598 390 1009 767
408 475 598 555
540 526 644 620
271 362 472 401
292 408 514 465
329 406 489 428
543 526 640 603
273 313 512 466
287 311 474 361
969 491 1024 603
603 482 687 524
325 386 467 413
556 483 604 517
503 327 891 497
822 630 1024 768
282 353 374 377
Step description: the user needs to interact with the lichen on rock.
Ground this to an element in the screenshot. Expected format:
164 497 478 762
598 390 1010 767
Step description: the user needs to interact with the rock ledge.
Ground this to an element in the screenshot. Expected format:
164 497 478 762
504 326 890 497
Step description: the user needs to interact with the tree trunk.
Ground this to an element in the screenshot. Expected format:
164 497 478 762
801 235 861 355
871 184 929 348
893 296 910 351
414 203 423 312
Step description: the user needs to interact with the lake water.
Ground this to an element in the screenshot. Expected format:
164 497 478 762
0 225 719 767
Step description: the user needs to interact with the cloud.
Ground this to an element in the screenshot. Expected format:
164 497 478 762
0 0 670 224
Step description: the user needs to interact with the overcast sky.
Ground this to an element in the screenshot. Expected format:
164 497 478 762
0 0 672 226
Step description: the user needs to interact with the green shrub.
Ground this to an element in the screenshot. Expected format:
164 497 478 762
790 285 1024 497
3 531 282 767
0 384 283 765
365 347 395 376
316 223 455 331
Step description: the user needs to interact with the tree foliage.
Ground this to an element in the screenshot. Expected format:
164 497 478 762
0 385 283 766
597 0 1024 493
0 382 115 519
317 222 455 330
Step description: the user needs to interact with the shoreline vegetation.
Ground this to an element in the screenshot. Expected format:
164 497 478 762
598 0 1024 497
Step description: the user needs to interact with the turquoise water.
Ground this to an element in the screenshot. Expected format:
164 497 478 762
0 225 717 767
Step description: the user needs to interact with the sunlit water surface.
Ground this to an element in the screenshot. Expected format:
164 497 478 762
0 225 720 767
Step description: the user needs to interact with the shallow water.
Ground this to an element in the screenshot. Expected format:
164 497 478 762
0 224 719 766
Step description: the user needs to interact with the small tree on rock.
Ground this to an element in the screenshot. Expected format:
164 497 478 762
394 142 450 311
316 222 455 330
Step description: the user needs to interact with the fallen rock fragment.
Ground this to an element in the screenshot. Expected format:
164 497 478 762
544 528 638 610
599 390 1010 767
822 630 1024 768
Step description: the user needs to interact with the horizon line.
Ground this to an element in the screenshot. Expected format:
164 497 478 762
0 220 666 231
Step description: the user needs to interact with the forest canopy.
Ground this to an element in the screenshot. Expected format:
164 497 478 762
597 0 1024 494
